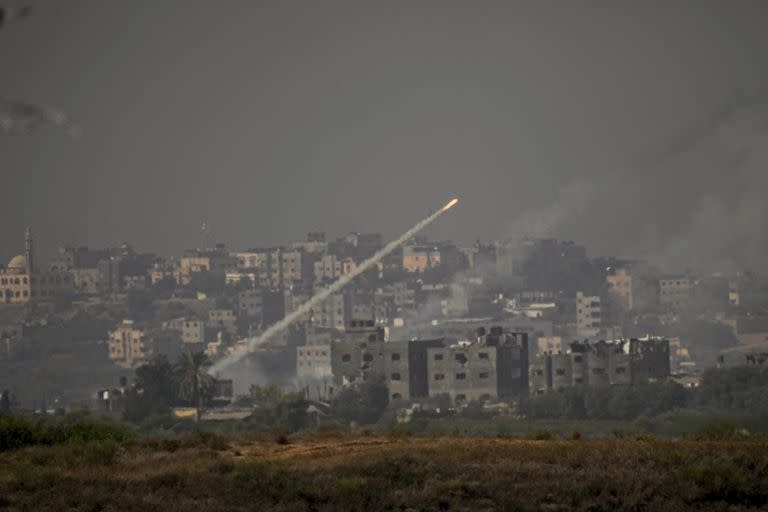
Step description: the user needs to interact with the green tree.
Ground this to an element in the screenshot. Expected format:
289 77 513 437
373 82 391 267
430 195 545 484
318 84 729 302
173 351 215 423
332 377 389 425
251 384 283 407
123 356 175 422
274 392 309 431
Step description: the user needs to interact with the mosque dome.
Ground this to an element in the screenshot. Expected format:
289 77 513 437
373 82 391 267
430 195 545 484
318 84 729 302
6 255 26 274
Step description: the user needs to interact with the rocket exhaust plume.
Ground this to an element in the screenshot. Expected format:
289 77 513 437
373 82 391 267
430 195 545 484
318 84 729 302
209 196 460 375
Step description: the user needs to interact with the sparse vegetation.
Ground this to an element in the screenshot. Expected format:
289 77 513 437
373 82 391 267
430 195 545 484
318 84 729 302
1 431 767 511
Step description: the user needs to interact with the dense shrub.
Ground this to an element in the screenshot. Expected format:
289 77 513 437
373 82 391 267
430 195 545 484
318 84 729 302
527 381 687 421
696 366 768 415
0 415 133 451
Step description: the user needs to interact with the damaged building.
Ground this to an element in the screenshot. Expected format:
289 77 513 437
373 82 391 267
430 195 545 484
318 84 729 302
530 337 670 394
296 322 529 406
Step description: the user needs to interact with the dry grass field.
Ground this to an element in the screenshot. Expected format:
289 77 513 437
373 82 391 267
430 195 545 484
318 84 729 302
1 432 767 511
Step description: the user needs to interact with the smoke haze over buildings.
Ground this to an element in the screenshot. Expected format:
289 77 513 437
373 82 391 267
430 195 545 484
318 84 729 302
1 2 767 272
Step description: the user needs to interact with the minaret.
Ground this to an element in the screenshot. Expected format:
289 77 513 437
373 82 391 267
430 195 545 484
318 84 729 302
200 221 209 252
24 226 34 274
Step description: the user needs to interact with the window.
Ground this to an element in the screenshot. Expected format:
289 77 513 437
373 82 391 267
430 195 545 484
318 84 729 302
574 378 583 384
363 353 373 362
341 354 351 362
391 353 401 361
555 369 566 376
434 353 444 361
479 372 489 379
478 352 489 359
391 373 401 381
535 369 544 376
615 367 626 374
392 393 402 400
434 373 445 381
298 351 303 356
455 372 466 380
574 355 583 363
456 394 466 402
591 368 605 375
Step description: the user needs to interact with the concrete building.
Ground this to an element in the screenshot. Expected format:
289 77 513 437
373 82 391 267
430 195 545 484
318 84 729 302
606 267 633 309
72 268 101 295
427 342 498 405
207 309 237 335
328 232 383 260
550 352 573 391
484 329 529 400
274 249 303 288
530 337 670 394
529 355 551 395
161 317 205 345
314 254 342 283
537 336 564 354
310 288 345 331
381 340 410 402
402 245 441 273
297 343 332 381
292 232 329 254
397 316 551 344
425 327 528 405
180 247 238 280
51 245 111 294
659 277 692 309
576 291 601 338
108 320 149 368
1 229 73 304
122 274 149 290
329 320 386 385
237 289 264 321
225 271 258 287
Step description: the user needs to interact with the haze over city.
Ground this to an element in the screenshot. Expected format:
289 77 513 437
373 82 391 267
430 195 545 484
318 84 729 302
2 2 768 272
2 3 768 511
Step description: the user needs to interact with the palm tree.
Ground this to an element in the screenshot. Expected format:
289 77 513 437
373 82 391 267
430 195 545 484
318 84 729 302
174 351 214 423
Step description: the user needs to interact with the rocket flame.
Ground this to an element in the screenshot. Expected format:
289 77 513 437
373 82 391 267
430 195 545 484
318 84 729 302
442 198 459 211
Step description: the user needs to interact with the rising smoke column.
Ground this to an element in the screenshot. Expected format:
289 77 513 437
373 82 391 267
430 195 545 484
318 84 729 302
209 197 459 375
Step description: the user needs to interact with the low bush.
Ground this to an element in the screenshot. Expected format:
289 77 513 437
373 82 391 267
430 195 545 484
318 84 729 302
0 415 133 452
526 430 554 441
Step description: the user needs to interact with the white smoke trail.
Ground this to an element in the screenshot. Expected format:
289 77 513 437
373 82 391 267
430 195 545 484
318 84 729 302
209 197 460 375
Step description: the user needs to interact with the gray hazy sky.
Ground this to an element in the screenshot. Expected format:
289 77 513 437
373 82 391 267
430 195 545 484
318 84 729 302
2 1 767 271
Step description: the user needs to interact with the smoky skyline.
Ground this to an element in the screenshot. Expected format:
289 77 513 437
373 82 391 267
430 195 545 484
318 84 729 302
2 2 768 272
